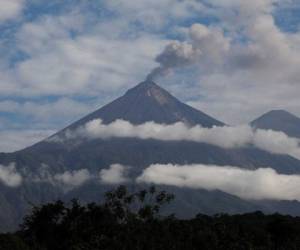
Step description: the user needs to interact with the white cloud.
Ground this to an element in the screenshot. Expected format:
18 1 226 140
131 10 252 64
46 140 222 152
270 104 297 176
14 35 163 96
61 119 300 159
0 129 55 153
0 0 25 23
99 164 129 184
0 11 167 97
29 164 129 189
137 163 300 201
0 163 22 187
54 169 91 188
103 0 206 31
26 164 93 189
253 129 300 158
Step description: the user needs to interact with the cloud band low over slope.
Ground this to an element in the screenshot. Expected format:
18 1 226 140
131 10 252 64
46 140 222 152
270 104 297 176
137 163 300 201
4 163 129 189
5 161 300 203
57 119 300 159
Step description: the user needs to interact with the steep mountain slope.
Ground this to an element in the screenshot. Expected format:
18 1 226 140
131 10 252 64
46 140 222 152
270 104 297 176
63 80 224 130
23 81 300 175
251 110 300 138
1 81 300 232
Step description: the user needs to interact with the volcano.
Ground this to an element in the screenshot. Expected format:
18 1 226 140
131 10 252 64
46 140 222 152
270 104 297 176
251 109 300 138
57 80 224 133
1 81 300 232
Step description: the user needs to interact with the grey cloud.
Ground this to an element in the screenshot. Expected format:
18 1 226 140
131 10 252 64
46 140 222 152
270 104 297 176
147 23 229 80
147 41 202 80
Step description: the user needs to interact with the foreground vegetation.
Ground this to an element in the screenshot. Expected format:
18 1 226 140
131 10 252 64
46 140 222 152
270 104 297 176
1 186 300 250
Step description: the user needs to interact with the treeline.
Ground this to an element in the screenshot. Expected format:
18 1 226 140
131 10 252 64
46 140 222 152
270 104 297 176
1 186 300 250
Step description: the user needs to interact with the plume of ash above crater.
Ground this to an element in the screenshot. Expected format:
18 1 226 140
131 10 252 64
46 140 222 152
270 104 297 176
146 23 229 80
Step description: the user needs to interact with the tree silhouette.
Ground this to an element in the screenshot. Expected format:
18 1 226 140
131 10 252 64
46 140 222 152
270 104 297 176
1 186 300 250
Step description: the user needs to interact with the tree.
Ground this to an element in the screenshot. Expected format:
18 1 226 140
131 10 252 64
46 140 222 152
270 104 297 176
18 185 175 250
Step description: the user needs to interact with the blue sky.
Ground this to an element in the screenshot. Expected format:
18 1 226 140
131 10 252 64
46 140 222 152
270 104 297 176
0 0 300 152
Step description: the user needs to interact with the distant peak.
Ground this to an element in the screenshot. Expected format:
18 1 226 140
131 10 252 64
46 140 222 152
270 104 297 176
263 109 297 118
251 109 300 138
267 109 290 114
251 109 300 125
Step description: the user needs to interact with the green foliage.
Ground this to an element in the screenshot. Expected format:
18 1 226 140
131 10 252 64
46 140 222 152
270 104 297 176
1 186 300 250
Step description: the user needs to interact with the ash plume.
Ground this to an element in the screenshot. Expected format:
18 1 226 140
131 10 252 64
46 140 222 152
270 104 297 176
146 23 229 80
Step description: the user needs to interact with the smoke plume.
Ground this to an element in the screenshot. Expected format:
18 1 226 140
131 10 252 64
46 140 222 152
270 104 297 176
147 23 229 80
